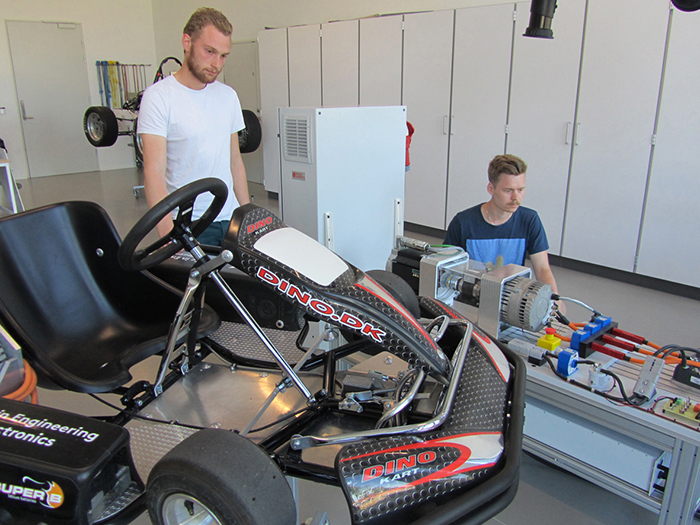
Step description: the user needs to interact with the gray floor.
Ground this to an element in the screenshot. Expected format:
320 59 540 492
13 167 700 525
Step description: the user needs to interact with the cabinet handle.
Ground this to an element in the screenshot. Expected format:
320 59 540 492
443 115 449 135
20 100 33 120
574 122 581 146
566 122 572 144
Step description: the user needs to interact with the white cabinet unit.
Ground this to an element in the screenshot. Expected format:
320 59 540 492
359 15 403 107
636 9 700 287
288 24 322 108
445 4 515 229
279 106 407 271
561 0 670 271
321 20 359 108
258 27 289 193
402 10 455 230
507 0 586 255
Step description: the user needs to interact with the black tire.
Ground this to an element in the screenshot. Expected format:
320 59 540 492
147 429 296 525
366 269 421 319
83 106 119 147
239 110 262 154
118 178 227 271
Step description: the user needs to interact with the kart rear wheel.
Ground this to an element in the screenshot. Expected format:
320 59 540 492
238 109 262 153
366 269 421 319
147 429 296 525
83 106 118 147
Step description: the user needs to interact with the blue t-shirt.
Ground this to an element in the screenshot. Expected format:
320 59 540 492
444 204 548 267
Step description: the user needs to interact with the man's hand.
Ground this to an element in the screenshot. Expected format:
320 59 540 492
530 251 566 315
231 133 250 206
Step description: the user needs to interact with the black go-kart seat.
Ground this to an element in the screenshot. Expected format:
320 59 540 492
0 201 220 393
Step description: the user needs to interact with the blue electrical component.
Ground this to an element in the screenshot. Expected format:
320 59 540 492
571 316 617 357
569 330 588 351
557 349 579 377
596 316 612 328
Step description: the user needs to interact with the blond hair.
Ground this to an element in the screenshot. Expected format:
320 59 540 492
183 7 232 41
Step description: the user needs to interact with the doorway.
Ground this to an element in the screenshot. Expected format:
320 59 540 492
7 20 99 177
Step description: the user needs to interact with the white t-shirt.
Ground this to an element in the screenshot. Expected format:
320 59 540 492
138 75 245 222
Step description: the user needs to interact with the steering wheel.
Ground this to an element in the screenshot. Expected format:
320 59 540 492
118 178 228 271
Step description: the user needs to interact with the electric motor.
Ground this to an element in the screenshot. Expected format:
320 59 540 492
500 277 553 332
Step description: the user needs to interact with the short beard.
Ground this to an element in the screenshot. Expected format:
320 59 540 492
186 52 218 85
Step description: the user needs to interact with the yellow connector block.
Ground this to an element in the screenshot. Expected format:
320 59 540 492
537 327 561 352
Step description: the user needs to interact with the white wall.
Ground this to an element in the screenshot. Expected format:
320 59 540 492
150 0 510 55
0 0 157 179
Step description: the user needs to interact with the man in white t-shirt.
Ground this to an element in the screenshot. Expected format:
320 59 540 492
138 7 250 246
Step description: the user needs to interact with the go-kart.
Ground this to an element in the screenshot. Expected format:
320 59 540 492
82 57 262 167
0 178 524 525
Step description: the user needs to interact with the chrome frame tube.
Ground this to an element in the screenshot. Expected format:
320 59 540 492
293 326 334 373
153 274 200 396
240 380 288 437
240 326 334 437
375 369 426 429
209 270 314 402
290 322 473 450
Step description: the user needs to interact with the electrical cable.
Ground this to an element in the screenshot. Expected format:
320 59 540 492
551 295 601 316
553 310 572 328
3 361 38 404
543 355 638 407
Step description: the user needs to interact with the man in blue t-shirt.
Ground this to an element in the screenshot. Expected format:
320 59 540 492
445 154 561 297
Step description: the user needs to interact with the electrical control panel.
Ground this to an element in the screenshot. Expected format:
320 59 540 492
662 398 700 428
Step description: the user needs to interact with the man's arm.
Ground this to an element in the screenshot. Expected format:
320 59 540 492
530 250 566 314
230 133 250 206
141 133 173 237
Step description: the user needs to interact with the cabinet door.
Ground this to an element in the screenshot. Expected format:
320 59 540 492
507 0 586 255
446 4 515 230
402 10 454 229
288 24 322 107
636 9 700 287
225 42 263 185
561 0 670 271
322 20 359 107
258 28 289 193
359 15 403 107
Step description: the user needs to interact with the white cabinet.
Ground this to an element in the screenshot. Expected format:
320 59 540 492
445 4 515 230
507 0 586 255
402 10 455 230
257 5 700 289
258 27 289 193
322 20 359 108
561 0 670 271
288 24 322 107
279 106 406 271
359 15 403 107
636 9 700 287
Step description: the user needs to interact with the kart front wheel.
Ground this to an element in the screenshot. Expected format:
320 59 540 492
147 429 296 525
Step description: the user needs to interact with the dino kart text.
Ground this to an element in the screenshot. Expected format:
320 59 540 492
0 178 525 525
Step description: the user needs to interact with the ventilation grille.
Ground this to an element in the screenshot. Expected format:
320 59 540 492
283 115 311 163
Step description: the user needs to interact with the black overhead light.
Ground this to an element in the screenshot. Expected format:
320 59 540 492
671 0 700 11
524 0 557 39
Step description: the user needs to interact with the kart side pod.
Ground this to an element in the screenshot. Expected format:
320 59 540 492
223 204 452 383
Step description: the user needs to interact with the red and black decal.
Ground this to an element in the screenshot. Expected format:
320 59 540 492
256 267 387 343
